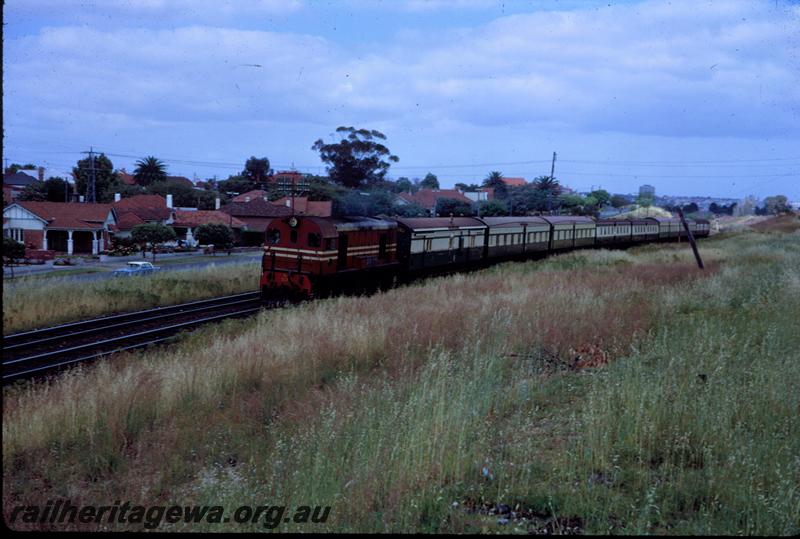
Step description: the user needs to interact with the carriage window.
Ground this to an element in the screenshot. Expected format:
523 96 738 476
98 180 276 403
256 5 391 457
266 228 281 244
308 233 321 248
326 238 336 250
290 230 298 243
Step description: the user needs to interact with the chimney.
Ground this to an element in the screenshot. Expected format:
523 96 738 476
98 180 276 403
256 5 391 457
285 199 291 207
166 194 173 209
114 193 121 202
215 197 220 210
38 166 45 181
79 195 85 202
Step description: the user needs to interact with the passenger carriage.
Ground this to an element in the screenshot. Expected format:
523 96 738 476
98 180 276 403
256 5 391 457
481 216 551 260
595 219 631 245
395 217 486 272
540 216 596 250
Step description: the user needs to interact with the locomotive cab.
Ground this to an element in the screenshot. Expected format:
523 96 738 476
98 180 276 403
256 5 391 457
260 215 399 300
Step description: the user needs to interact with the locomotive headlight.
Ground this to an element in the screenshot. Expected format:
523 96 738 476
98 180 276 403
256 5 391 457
289 217 298 228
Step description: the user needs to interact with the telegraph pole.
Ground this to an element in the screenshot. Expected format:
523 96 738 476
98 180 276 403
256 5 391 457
81 147 97 203
547 151 557 213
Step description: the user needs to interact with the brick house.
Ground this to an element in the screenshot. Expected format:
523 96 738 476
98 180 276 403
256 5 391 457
171 210 246 246
3 201 116 255
271 196 333 217
111 194 172 239
219 198 292 234
396 189 474 215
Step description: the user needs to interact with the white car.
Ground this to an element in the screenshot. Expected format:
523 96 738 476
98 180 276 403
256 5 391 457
113 261 161 276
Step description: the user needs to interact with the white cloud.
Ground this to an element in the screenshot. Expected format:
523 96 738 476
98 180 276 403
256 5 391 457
4 0 798 152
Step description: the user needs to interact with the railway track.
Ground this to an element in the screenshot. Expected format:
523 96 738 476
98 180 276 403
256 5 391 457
2 291 266 384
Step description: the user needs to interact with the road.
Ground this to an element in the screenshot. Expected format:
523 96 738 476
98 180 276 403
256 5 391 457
4 252 262 284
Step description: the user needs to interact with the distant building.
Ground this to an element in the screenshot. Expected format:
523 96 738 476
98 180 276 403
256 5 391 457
3 171 41 202
396 189 474 215
500 177 527 187
268 171 310 196
639 184 656 198
272 196 333 217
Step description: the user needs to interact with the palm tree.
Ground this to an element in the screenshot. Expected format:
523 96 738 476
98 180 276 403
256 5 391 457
482 170 507 199
533 175 561 194
133 156 167 186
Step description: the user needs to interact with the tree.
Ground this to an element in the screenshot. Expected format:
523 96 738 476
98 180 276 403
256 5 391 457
455 182 481 192
312 126 399 189
133 156 168 187
435 197 473 217
73 153 119 202
194 223 234 255
146 180 220 210
589 189 611 207
3 237 26 278
533 175 561 194
478 199 508 216
482 171 507 199
217 175 257 196
763 195 790 215
610 194 629 208
17 177 73 202
394 177 413 193
682 202 699 214
242 157 272 188
395 202 428 217
420 172 440 190
130 223 176 262
333 189 397 217
4 163 36 174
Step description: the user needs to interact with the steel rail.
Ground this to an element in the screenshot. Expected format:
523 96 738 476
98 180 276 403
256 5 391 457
3 305 263 383
3 291 260 348
3 296 261 353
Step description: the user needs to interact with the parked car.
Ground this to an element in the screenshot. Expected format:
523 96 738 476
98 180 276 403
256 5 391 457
113 261 161 276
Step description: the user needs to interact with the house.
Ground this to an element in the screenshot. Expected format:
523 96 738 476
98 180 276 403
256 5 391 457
111 194 172 238
396 189 474 215
268 171 309 196
501 177 527 187
232 189 268 203
3 171 42 203
219 198 292 234
118 168 137 186
3 201 116 255
272 196 333 217
171 209 246 246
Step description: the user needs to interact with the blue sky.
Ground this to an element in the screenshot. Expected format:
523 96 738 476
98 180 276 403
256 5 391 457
3 0 799 199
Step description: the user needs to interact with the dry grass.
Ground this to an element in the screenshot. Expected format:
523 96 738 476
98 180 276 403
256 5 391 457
2 261 260 334
3 231 798 533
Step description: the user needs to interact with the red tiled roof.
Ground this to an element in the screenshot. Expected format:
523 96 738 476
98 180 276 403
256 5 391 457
116 212 145 230
501 177 527 187
221 198 292 218
272 197 333 217
172 210 246 229
112 195 171 226
118 170 137 186
397 189 473 209
16 201 113 230
232 190 268 202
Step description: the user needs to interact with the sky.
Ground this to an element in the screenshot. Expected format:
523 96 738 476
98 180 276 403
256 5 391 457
3 0 799 200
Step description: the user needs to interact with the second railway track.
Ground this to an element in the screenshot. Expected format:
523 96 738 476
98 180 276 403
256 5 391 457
2 291 267 384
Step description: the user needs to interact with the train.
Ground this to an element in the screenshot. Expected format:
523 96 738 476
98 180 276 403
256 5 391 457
259 214 710 300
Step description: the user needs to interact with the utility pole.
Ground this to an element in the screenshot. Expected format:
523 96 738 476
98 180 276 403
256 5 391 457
547 151 557 214
81 147 97 203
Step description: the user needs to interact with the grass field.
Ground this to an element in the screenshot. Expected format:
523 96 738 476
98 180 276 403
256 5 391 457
3 217 799 533
2 261 260 334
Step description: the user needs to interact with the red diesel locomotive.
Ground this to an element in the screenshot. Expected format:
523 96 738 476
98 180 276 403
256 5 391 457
260 215 399 299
